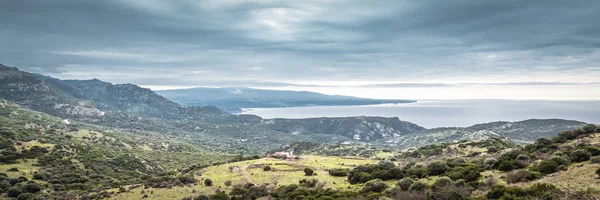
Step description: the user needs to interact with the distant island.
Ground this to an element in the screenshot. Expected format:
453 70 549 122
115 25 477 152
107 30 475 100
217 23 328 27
155 87 415 113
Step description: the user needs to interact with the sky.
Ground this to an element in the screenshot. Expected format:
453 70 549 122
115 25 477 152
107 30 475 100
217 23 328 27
1 0 599 100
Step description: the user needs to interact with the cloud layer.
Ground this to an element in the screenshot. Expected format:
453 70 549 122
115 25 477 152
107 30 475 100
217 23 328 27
1 0 599 99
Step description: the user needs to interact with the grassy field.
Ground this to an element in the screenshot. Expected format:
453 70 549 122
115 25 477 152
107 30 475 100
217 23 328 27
109 155 381 200
0 158 41 179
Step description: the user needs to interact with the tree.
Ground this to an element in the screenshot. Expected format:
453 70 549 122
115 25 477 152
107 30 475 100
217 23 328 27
570 149 591 162
303 168 314 176
427 161 449 176
204 179 213 186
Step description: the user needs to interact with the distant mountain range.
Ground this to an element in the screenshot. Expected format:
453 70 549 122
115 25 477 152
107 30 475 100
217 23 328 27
155 87 415 113
0 63 590 153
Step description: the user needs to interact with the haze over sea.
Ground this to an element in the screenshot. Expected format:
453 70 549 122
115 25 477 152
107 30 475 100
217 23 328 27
241 100 600 128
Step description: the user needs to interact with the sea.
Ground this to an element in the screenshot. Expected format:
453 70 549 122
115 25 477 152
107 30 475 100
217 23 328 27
240 100 600 128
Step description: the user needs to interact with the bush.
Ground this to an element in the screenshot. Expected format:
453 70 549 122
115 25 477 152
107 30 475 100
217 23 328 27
303 168 314 176
444 164 481 182
396 177 414 191
408 181 428 192
497 160 515 172
17 193 34 200
548 155 570 166
431 176 453 189
427 161 449 176
596 167 600 177
409 165 427 178
487 146 498 153
591 156 600 164
505 170 540 184
209 192 230 200
328 168 348 177
570 149 591 162
24 182 42 193
263 166 271 171
536 160 559 174
585 146 600 156
7 187 22 198
556 165 568 171
484 158 497 167
361 179 389 193
204 179 213 186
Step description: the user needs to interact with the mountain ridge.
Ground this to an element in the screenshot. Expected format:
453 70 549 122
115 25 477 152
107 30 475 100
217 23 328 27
155 87 415 113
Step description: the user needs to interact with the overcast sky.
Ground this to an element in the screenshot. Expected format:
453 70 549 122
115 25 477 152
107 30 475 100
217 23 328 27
1 0 599 100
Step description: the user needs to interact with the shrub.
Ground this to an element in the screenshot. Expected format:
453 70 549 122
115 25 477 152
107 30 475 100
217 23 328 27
224 180 232 187
487 146 498 153
505 170 540 184
396 177 414 191
596 168 600 177
583 124 597 134
497 160 515 172
536 160 558 174
427 161 449 176
303 168 314 176
585 146 600 156
516 154 529 161
194 195 209 200
446 157 466 167
444 164 481 182
328 168 348 177
548 155 570 166
349 172 371 184
299 179 319 188
17 193 34 200
408 181 428 192
204 179 213 186
409 165 427 178
431 176 453 189
263 166 271 171
570 149 591 162
591 156 600 164
7 187 22 198
209 192 230 200
24 182 42 193
361 179 389 193
556 165 568 171
484 158 497 167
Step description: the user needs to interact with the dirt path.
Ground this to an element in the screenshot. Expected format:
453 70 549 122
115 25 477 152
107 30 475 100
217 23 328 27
240 165 256 185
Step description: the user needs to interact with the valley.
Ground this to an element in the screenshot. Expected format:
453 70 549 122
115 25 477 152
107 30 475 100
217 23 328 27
0 64 599 199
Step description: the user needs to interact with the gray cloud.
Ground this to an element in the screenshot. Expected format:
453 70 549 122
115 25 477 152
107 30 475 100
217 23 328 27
1 0 600 87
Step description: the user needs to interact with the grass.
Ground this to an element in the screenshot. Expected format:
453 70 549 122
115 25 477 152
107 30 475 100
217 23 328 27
516 162 600 190
15 140 55 152
0 159 41 179
109 155 380 200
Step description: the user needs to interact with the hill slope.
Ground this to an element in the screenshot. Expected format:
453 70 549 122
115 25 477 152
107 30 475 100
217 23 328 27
155 87 414 113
